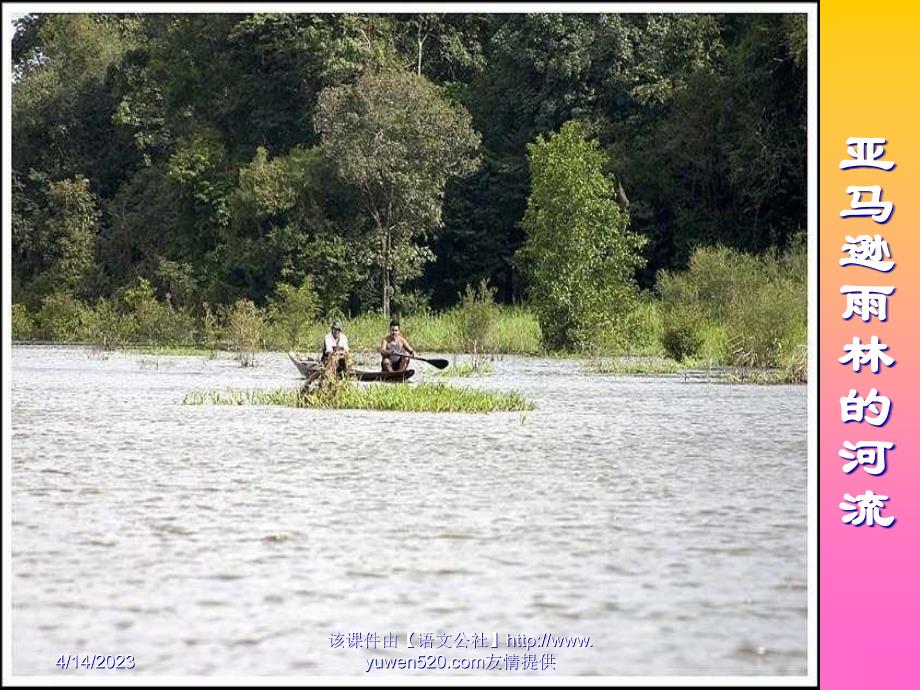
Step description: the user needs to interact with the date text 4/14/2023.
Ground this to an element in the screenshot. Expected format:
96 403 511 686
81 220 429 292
56 655 135 670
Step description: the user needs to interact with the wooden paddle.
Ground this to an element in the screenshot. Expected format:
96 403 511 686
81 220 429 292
403 354 449 369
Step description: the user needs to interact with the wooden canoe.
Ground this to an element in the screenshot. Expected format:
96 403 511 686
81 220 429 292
287 352 414 383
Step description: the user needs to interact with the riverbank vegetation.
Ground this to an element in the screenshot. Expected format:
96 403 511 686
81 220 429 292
12 243 806 381
12 13 806 380
182 382 534 413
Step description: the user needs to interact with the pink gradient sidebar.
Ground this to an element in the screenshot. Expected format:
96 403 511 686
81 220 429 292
821 3 920 689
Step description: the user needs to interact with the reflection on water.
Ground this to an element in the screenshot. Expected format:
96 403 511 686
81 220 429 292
11 346 807 675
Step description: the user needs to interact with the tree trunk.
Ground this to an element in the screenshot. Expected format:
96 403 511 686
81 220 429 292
416 22 424 76
381 227 391 318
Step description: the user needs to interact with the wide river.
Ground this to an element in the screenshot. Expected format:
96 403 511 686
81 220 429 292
10 345 808 677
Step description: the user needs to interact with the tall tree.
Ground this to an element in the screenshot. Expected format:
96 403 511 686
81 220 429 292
520 121 646 350
314 70 480 316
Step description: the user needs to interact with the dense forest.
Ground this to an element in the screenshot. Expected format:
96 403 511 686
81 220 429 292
11 12 806 321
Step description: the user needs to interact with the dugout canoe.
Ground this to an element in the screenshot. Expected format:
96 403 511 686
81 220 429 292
287 352 414 383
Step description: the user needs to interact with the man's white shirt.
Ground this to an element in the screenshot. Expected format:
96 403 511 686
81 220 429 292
324 332 349 353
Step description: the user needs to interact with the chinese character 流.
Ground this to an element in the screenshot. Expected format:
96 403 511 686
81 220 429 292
840 490 895 527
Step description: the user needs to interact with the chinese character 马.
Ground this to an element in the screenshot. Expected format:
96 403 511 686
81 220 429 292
840 186 893 223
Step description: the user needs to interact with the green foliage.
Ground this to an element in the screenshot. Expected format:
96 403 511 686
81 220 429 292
618 294 665 357
656 243 806 368
453 281 499 354
223 299 265 366
166 131 232 226
199 303 223 351
586 357 681 375
155 257 198 309
11 13 806 341
265 278 319 349
660 306 705 362
183 382 534 413
314 69 481 315
698 322 731 363
487 306 542 355
11 304 36 340
520 120 646 350
727 274 805 369
433 360 494 378
45 177 98 293
80 298 133 349
116 277 195 345
37 292 90 341
12 171 106 307
780 338 808 384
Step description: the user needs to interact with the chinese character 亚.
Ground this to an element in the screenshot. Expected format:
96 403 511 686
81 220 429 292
840 388 891 426
840 234 895 272
838 335 895 373
840 490 895 527
840 440 893 475
840 285 894 322
840 186 893 223
839 137 895 170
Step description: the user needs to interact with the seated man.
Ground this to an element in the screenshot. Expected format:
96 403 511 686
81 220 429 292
379 320 415 372
321 319 350 375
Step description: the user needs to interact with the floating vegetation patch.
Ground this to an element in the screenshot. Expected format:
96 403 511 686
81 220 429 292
433 361 494 378
585 357 682 375
131 345 221 358
183 382 534 413
138 357 176 369
725 368 805 385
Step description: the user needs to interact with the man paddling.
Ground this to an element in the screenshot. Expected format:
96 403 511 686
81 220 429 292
379 320 415 372
321 319 350 375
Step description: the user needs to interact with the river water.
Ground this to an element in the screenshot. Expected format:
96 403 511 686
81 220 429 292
10 345 808 677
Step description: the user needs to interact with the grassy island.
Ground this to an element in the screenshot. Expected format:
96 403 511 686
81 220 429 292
182 382 534 413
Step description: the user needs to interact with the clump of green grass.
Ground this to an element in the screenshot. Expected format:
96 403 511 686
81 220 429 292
488 305 542 354
654 242 806 374
183 382 534 413
725 368 801 384
285 304 541 355
433 360 494 378
585 357 681 375
131 345 220 357
138 357 176 369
